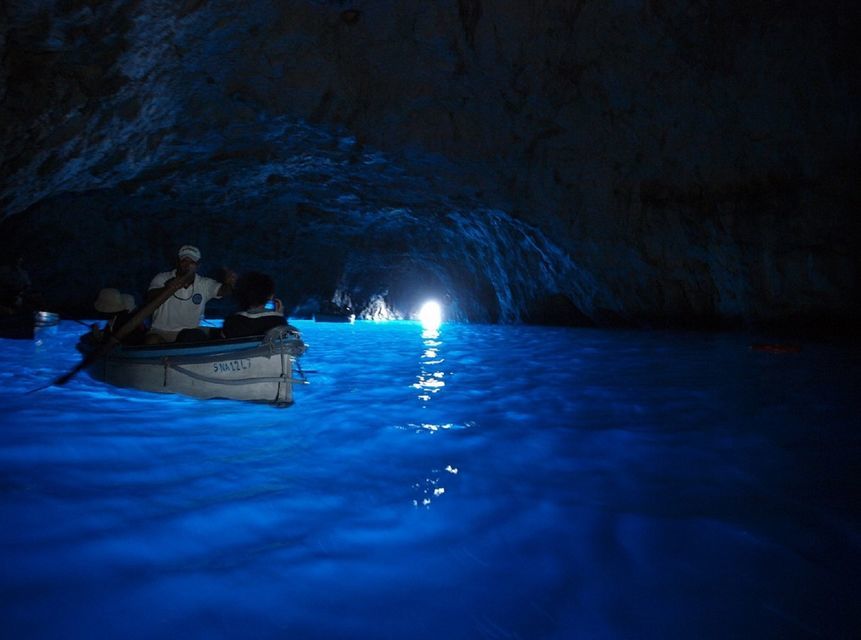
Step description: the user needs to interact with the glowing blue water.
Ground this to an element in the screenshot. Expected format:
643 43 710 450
1 321 859 639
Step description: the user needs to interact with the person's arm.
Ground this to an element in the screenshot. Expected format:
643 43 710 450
146 269 193 303
145 276 167 303
216 269 237 298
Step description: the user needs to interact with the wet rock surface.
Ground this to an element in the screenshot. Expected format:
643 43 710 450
1 0 858 329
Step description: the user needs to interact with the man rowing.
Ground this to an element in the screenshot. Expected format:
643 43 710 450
144 245 236 344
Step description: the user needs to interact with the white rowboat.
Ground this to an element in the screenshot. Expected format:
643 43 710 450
78 326 307 406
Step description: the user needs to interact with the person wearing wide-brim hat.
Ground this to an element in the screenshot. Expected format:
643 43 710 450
93 288 146 343
94 288 135 314
144 245 237 344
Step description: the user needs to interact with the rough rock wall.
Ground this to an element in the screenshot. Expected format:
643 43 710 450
1 0 859 328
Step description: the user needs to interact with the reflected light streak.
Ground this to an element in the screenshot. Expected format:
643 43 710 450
412 371 446 400
415 309 445 403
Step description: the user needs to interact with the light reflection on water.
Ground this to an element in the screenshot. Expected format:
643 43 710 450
1 320 859 639
413 327 446 406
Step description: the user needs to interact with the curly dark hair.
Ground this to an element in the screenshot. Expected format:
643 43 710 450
235 271 275 309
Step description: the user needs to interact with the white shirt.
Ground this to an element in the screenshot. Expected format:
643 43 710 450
148 270 222 333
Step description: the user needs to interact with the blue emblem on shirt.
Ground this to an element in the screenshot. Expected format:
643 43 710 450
192 293 203 304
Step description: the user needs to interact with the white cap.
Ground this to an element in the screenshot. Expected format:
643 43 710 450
178 245 201 261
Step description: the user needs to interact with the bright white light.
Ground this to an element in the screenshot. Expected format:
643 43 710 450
419 300 442 330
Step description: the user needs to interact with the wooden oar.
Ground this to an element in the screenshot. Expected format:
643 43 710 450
52 270 196 387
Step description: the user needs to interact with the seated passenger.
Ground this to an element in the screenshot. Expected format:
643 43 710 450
93 288 147 344
222 272 293 339
0 255 44 313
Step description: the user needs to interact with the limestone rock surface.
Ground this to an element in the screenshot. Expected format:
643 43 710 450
2 0 858 328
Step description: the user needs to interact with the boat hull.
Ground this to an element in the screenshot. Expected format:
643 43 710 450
81 334 306 405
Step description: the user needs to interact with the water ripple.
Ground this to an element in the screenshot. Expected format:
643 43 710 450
1 321 859 638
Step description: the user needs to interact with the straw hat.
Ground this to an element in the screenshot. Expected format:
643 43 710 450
94 288 135 313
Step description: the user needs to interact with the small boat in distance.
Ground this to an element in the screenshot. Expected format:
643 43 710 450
314 301 355 323
77 326 308 406
0 310 60 340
